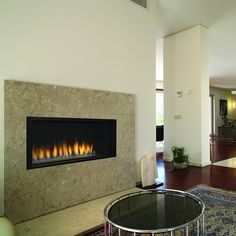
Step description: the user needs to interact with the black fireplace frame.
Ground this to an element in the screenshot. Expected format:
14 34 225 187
26 116 117 169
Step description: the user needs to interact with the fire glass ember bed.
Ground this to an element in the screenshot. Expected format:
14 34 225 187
26 117 116 169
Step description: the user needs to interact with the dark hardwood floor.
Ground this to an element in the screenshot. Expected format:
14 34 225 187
211 138 236 162
156 153 236 192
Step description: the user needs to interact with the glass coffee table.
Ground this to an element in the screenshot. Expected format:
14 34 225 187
104 189 205 235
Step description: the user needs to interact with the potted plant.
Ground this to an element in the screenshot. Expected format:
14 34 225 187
171 146 189 169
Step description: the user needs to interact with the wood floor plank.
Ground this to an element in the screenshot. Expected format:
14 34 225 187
211 138 236 162
157 154 236 191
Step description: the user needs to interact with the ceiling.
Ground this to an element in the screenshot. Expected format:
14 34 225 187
156 0 236 89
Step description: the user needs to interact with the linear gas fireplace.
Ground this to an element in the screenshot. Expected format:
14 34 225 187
26 117 116 169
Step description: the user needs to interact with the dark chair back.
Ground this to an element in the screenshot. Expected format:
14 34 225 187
156 125 164 142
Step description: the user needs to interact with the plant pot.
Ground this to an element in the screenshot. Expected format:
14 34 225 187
173 162 188 169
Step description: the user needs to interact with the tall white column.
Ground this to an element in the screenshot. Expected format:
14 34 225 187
164 25 210 166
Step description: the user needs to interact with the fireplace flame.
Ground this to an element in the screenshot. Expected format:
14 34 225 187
32 140 94 161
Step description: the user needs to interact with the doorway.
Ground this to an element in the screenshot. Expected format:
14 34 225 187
156 88 164 153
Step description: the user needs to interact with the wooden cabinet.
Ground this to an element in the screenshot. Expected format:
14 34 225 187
218 126 236 140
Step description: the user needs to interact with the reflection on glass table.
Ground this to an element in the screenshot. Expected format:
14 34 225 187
104 189 205 235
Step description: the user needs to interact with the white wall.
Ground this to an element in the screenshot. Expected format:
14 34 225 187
200 26 210 166
0 81 3 215
0 0 157 215
164 25 210 167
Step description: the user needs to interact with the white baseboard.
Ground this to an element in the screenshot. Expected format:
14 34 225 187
162 153 211 167
190 161 211 167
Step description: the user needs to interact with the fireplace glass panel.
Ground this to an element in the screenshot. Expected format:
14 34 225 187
27 117 116 169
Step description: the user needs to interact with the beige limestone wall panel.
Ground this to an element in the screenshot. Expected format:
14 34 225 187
4 80 135 223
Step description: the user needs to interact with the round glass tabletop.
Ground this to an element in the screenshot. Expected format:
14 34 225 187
104 189 205 234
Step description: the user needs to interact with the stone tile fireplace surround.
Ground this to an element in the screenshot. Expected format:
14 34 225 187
4 80 135 224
